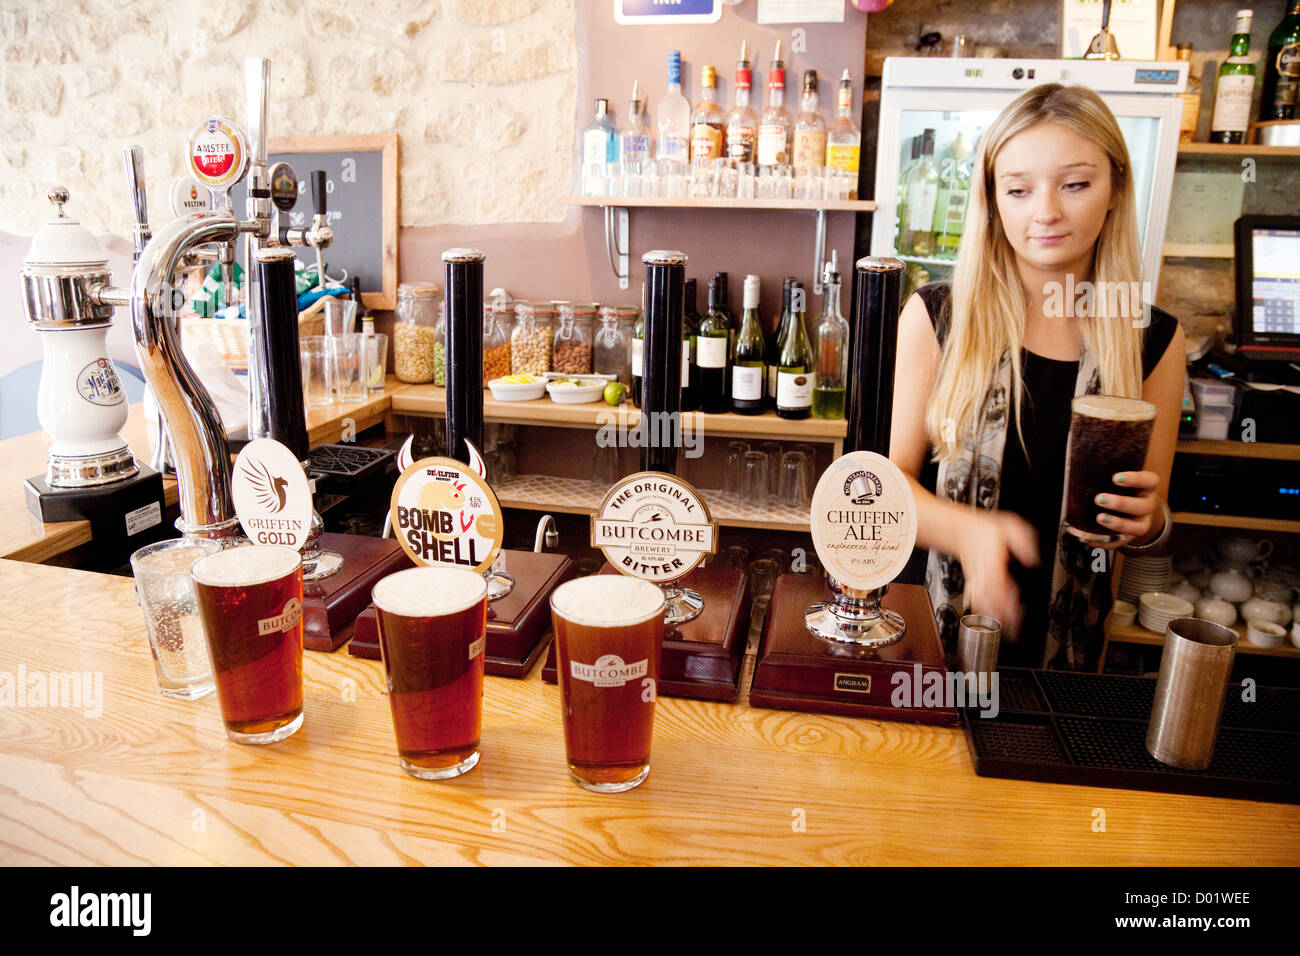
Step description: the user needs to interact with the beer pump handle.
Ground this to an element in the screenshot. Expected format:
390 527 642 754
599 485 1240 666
123 146 151 264
245 57 270 176
310 170 327 220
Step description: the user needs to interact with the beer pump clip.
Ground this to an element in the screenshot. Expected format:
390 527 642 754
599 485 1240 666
804 451 918 648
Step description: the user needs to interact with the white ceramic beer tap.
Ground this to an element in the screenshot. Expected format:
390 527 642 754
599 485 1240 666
21 187 139 488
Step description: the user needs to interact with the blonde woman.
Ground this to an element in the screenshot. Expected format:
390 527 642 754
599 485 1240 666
890 84 1185 670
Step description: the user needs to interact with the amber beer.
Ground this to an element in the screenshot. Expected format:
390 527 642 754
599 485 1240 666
372 566 488 779
550 575 665 792
191 545 304 744
1066 395 1158 542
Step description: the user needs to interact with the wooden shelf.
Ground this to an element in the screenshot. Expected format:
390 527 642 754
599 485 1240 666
391 386 847 443
566 195 876 212
1171 512 1300 534
1177 439 1300 462
1107 619 1300 659
493 473 811 532
1163 242 1234 259
1177 142 1300 162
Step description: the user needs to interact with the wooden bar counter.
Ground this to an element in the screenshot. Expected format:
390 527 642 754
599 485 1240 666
1 557 1296 866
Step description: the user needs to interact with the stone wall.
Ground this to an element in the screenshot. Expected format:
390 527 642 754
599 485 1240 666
0 0 576 236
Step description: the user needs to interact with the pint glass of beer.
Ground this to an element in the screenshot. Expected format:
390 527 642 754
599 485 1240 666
1065 395 1158 543
372 566 488 780
191 544 305 744
550 575 665 793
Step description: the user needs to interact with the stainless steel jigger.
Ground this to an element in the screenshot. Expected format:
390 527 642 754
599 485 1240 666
805 576 905 649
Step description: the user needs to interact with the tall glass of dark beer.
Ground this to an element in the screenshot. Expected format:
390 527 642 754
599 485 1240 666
191 545 305 744
372 566 488 780
550 575 665 793
1065 395 1158 543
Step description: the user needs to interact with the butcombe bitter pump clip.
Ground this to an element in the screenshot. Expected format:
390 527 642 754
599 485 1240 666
23 57 338 554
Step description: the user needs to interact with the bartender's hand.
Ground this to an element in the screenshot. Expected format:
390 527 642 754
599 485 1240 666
953 510 1039 635
1091 470 1162 550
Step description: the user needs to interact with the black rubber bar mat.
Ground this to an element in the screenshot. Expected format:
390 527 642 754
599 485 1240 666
961 668 1300 804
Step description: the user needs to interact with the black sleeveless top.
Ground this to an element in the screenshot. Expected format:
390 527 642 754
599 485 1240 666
914 282 1180 666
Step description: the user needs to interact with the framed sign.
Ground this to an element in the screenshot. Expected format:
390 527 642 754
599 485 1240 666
615 0 722 25
232 134 398 309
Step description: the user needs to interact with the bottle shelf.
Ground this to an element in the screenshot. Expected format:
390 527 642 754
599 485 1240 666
566 195 875 212
1171 512 1300 534
1176 439 1300 462
493 473 812 532
1106 619 1300 659
897 253 957 269
390 386 847 443
1176 142 1300 162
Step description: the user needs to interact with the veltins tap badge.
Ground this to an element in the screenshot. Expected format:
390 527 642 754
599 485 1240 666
232 438 313 549
591 471 717 583
809 451 917 592
390 457 504 574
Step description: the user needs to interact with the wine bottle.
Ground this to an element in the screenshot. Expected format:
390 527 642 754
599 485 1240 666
696 274 731 414
776 281 814 420
681 277 700 412
631 304 644 409
766 276 793 410
732 275 765 415
811 255 848 420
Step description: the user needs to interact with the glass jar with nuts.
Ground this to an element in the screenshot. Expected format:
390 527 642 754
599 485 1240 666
510 301 554 376
482 301 512 382
393 281 440 384
552 301 597 375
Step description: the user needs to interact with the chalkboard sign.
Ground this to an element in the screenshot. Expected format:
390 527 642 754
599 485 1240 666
231 134 398 309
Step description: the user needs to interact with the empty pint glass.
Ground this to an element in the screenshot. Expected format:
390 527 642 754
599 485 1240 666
191 544 305 744
550 575 665 793
1065 395 1157 543
372 566 488 780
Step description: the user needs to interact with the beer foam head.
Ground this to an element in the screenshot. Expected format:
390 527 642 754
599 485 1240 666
371 566 487 617
191 544 301 588
550 574 665 628
1072 394 1157 422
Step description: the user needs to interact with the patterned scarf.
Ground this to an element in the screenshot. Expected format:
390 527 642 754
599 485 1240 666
924 344 1113 671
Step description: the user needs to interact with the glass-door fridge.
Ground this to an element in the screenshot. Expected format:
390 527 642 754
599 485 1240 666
870 58 1187 296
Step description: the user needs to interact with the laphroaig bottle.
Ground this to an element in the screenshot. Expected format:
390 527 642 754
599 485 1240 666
1175 44 1203 142
775 281 814 420
725 41 758 163
826 69 861 197
792 70 827 172
619 81 651 166
904 128 939 257
696 274 731 413
894 135 920 255
766 276 793 409
932 131 970 260
1211 10 1257 144
681 277 700 412
691 65 725 162
811 256 848 420
758 41 792 169
732 275 765 415
658 50 691 165
1258 2 1300 122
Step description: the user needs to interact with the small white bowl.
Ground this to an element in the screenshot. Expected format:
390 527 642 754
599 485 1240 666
1245 619 1286 649
1111 600 1137 628
487 375 547 401
546 380 606 404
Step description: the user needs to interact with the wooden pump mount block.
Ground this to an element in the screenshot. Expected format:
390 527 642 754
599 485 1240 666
302 533 411 652
348 549 576 678
750 574 957 725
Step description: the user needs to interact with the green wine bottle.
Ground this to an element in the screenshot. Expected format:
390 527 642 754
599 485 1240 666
1211 9 1257 144
696 274 731 414
732 274 765 415
776 280 815 420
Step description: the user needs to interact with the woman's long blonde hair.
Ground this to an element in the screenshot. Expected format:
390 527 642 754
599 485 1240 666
924 84 1146 463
